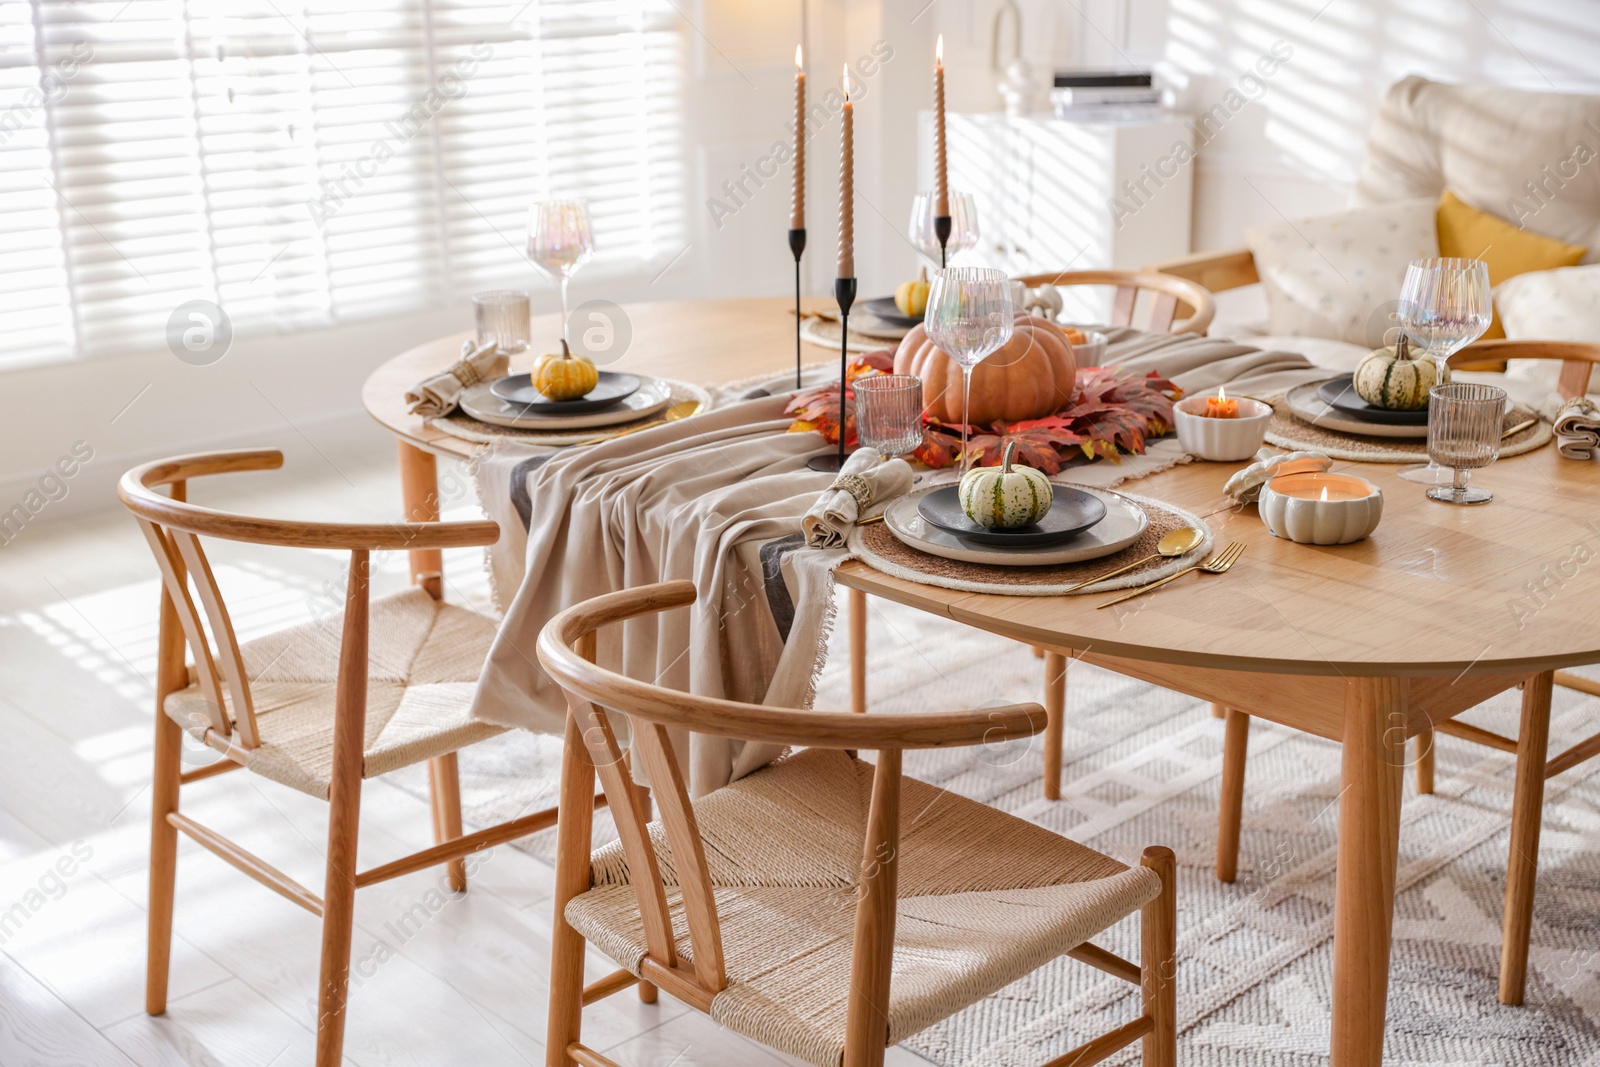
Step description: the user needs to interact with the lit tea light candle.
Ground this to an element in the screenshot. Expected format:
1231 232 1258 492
1203 385 1239 419
1173 390 1272 461
1259 471 1384 545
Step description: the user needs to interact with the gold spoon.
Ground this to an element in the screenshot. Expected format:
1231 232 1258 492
1060 526 1205 594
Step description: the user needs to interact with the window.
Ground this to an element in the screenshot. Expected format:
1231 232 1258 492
0 0 685 369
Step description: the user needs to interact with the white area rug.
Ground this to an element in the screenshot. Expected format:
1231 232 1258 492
396 594 1600 1066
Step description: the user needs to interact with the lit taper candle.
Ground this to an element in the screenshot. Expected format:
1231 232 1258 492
933 34 948 218
790 45 805 231
837 64 853 279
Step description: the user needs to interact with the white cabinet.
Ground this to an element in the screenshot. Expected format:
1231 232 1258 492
918 111 1194 320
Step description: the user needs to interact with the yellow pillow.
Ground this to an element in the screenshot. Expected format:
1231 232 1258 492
1436 190 1587 338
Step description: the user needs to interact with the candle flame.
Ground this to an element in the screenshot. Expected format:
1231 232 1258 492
1217 385 1227 402
936 34 944 64
842 63 850 99
795 45 803 69
1320 486 1329 502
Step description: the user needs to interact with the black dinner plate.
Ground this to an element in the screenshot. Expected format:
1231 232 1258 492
916 484 1108 547
860 296 923 329
490 371 641 414
1316 375 1430 425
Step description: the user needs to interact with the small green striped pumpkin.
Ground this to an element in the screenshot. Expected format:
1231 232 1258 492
1352 336 1443 411
959 441 1054 529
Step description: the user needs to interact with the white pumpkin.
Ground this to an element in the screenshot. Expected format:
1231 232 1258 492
959 440 1054 529
1352 334 1442 411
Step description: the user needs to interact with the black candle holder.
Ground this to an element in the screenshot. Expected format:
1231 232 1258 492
934 213 951 269
788 227 806 389
806 276 857 473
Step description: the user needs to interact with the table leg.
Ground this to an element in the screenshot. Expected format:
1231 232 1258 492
1500 670 1553 1005
397 441 443 600
849 588 867 714
1331 678 1407 1067
1217 708 1249 883
1042 652 1066 800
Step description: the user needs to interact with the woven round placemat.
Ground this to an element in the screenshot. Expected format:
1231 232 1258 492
428 379 713 447
1264 404 1552 463
848 490 1214 597
800 315 908 353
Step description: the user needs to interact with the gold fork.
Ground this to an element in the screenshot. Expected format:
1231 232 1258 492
1095 542 1246 609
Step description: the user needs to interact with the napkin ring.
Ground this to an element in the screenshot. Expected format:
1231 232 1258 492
829 473 872 510
449 359 484 387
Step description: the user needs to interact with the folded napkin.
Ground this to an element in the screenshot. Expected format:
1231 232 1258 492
405 339 509 418
1554 396 1600 459
802 447 915 549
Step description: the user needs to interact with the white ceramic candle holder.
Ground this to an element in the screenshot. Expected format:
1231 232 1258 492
1173 395 1272 461
1258 469 1383 545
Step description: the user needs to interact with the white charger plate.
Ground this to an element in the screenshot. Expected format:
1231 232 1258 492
460 376 672 430
1284 381 1428 440
883 483 1148 566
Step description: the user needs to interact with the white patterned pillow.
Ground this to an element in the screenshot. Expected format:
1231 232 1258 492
1244 198 1439 346
1496 264 1600 341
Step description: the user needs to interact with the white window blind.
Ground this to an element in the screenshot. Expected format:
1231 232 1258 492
0 0 685 369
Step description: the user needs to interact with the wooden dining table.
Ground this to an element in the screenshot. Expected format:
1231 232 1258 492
363 296 1600 1066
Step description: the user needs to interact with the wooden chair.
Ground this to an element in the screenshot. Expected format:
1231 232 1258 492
1013 268 1217 336
1213 338 1600 1007
846 268 1218 802
120 448 593 1065
538 580 1179 1067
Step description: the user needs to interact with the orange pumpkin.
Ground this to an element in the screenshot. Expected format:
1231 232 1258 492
892 313 1078 425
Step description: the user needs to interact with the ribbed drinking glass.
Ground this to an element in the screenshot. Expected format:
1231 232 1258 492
473 290 531 353
909 191 980 267
855 375 924 458
1425 382 1506 505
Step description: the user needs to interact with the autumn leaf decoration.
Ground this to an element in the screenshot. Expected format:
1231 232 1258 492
787 354 1181 472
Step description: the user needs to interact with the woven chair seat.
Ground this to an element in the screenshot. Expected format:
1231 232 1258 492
566 747 1162 1067
164 588 504 799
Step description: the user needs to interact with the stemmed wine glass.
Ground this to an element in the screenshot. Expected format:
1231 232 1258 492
527 199 596 351
1395 258 1492 484
924 267 1015 474
909 191 979 268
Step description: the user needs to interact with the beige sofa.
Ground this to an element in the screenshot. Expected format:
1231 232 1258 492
1151 76 1600 382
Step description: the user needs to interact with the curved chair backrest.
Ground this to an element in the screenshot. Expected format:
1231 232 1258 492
1447 339 1600 399
1012 269 1217 336
537 579 1045 1006
119 448 498 753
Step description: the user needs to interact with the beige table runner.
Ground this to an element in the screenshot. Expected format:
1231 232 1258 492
468 328 1332 793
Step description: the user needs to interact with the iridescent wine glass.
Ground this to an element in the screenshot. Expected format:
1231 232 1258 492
527 199 596 349
923 267 1015 475
1396 257 1492 485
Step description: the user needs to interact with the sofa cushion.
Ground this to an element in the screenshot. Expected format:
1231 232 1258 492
1493 264 1600 398
1244 198 1438 345
1355 76 1600 262
1437 191 1587 337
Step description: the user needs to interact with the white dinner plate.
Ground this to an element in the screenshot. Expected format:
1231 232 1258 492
460 376 673 430
1283 381 1428 440
883 483 1149 566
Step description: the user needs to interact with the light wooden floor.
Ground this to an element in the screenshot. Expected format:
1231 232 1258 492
0 453 935 1067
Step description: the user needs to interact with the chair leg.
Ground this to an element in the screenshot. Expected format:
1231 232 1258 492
549 715 598 1066
634 781 658 1005
1043 652 1066 800
146 711 183 1015
1140 846 1177 1067
849 588 867 714
427 754 467 892
1217 708 1249 883
1414 729 1435 795
1501 671 1553 1006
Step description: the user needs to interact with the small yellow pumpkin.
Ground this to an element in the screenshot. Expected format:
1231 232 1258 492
532 341 599 401
894 266 930 317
